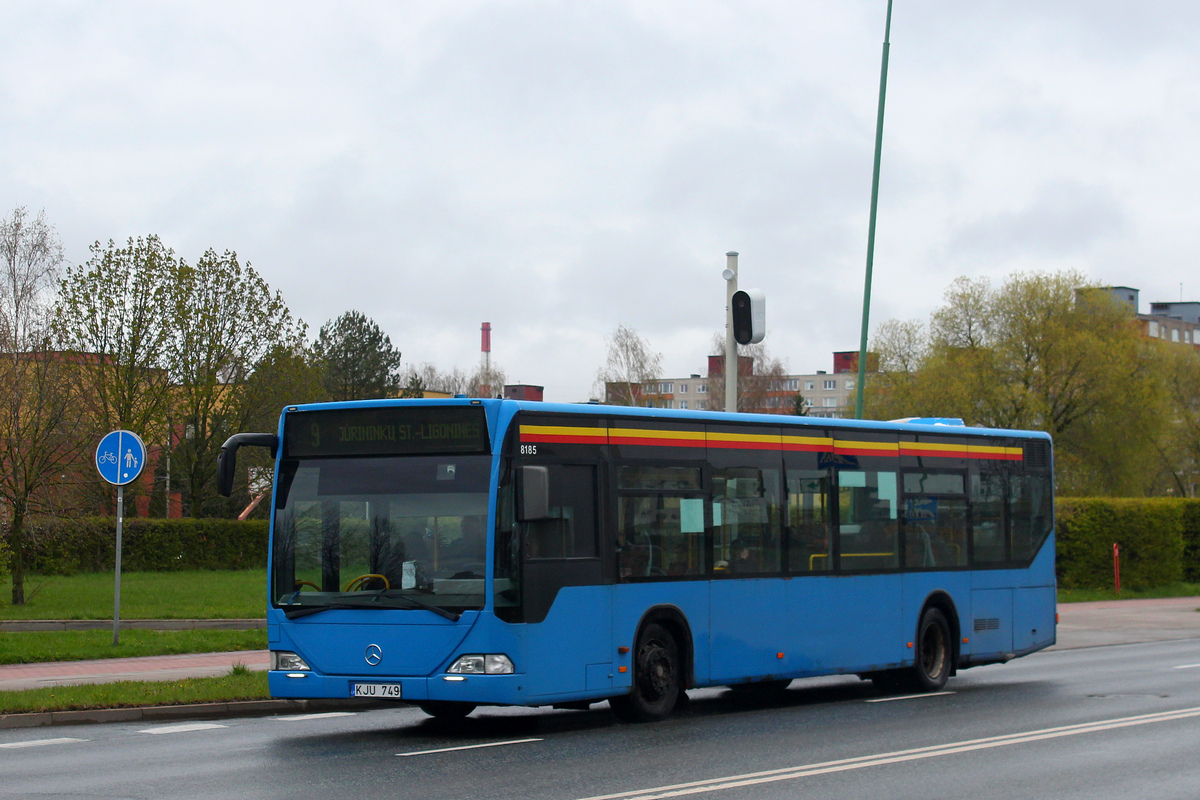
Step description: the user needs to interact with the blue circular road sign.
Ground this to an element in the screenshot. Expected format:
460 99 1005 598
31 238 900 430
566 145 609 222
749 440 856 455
96 430 147 486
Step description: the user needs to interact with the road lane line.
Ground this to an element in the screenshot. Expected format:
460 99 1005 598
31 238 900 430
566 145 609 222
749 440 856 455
138 723 228 735
397 737 543 757
0 737 87 749
273 712 358 721
1172 663 1200 669
865 691 955 703
574 706 1200 800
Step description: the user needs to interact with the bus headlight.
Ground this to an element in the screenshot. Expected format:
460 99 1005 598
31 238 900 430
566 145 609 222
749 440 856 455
447 654 515 674
271 651 311 671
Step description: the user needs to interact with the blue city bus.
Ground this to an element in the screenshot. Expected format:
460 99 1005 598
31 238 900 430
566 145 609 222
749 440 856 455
217 398 1055 721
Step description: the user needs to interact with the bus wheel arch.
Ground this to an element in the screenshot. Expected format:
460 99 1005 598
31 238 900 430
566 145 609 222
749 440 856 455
610 606 694 723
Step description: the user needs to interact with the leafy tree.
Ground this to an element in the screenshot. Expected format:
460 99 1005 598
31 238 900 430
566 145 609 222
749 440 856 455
866 271 1167 495
313 310 403 401
0 208 84 603
53 236 179 511
596 324 662 405
167 249 306 516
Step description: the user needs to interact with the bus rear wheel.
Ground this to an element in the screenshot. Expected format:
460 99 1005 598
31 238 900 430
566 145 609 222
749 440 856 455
610 622 681 723
418 701 476 719
910 607 952 691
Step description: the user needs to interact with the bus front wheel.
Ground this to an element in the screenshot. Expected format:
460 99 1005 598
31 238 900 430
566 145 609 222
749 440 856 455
418 701 476 719
610 622 681 723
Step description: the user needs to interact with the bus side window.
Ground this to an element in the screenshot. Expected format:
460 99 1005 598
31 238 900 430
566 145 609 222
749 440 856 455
616 465 705 580
972 472 1007 564
786 470 831 573
712 467 782 575
525 465 597 560
837 470 899 570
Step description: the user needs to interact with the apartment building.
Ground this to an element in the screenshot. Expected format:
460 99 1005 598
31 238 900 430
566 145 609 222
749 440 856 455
606 351 867 418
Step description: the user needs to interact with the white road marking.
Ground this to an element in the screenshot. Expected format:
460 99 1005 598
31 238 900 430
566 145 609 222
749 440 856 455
272 712 357 721
865 691 955 703
0 737 87 749
397 737 543 757
138 723 228 735
1172 663 1200 669
573 706 1200 800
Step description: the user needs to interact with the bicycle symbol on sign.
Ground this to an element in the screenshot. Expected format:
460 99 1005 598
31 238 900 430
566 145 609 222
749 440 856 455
99 451 118 465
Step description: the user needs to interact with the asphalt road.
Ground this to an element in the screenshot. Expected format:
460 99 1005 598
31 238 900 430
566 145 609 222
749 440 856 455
2 634 1198 800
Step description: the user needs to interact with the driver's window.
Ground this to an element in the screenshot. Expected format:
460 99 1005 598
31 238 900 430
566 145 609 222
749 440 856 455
525 464 597 560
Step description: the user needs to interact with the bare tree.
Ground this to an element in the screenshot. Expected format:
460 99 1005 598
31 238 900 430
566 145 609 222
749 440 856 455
0 208 84 603
706 332 792 413
596 325 663 405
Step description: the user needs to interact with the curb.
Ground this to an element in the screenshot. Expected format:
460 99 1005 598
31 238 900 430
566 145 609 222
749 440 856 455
0 619 265 632
0 697 390 730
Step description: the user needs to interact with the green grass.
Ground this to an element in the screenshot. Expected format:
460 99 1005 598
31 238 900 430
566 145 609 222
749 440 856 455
1058 582 1200 603
0 629 267 665
0 669 271 715
1 570 266 620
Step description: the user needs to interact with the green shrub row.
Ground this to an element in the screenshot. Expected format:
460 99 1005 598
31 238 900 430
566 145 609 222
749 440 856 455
17 517 268 575
1056 497 1200 590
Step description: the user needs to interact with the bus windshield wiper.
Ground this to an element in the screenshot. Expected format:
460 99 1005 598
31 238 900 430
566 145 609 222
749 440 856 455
282 594 460 622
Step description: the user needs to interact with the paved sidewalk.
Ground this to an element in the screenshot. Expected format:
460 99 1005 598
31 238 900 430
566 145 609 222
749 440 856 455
0 650 270 692
1052 596 1200 649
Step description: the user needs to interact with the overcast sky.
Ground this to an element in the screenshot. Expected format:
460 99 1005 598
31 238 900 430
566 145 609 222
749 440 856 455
4 1 1199 402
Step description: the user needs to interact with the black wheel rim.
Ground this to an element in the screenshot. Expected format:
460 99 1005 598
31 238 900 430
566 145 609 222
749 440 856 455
638 639 675 701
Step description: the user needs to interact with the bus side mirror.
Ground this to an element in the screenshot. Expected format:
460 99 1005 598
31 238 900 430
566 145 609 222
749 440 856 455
517 465 550 521
216 433 279 497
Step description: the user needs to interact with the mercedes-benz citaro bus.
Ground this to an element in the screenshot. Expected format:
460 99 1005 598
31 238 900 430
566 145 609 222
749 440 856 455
217 398 1055 722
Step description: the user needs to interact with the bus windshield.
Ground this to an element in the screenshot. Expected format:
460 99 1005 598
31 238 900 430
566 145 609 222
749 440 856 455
271 454 492 615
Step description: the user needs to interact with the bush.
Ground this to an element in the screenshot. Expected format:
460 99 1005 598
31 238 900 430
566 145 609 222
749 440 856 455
1056 498 1186 590
19 517 269 575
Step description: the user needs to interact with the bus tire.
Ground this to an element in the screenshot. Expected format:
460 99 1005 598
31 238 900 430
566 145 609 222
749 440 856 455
910 607 952 692
610 622 681 723
417 701 476 719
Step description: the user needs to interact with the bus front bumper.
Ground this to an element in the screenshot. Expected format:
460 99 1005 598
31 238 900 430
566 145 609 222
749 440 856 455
268 670 529 706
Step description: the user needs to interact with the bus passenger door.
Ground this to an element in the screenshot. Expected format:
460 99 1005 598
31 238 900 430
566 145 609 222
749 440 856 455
518 464 613 700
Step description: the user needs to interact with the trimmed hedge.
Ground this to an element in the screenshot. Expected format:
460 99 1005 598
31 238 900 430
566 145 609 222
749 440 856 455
18 517 268 575
1056 498 1192 590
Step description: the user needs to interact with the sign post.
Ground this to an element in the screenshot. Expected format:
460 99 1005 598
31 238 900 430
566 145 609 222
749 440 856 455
95 430 146 645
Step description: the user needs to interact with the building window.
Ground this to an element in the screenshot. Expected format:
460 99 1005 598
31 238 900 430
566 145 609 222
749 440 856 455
680 401 688 410
679 384 688 394
845 379 855 390
823 379 837 390
1149 321 1159 337
660 382 674 394
697 384 707 393
1172 328 1181 343
823 397 837 407
696 400 708 410
805 380 815 391
786 379 799 391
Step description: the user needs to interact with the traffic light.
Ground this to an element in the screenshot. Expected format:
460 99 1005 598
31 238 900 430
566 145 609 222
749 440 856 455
732 289 766 345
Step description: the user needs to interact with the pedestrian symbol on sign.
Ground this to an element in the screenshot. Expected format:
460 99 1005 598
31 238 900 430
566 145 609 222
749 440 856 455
95 430 146 487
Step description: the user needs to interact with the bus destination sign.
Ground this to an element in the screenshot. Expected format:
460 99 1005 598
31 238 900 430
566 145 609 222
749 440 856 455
284 406 490 458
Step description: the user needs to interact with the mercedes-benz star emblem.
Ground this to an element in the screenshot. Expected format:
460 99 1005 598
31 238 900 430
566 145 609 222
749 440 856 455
365 644 383 666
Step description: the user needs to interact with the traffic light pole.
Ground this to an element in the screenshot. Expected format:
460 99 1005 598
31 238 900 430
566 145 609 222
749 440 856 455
723 251 738 413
